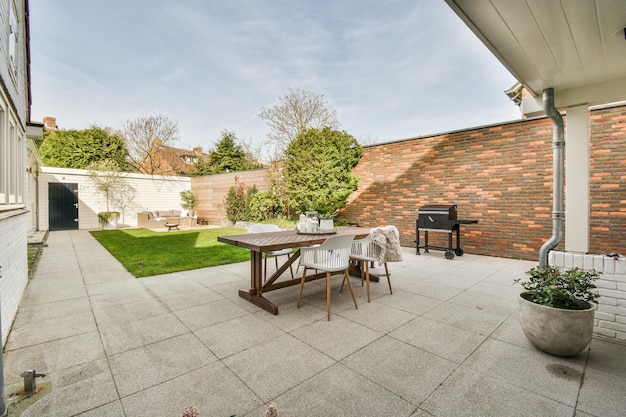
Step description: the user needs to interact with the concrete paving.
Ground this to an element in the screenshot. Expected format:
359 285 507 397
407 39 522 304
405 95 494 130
4 229 626 416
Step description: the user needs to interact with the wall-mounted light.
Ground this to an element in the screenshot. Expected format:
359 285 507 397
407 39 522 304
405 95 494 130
615 25 626 39
26 167 32 173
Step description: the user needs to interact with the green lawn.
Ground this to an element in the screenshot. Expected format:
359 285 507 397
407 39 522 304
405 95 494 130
90 227 250 278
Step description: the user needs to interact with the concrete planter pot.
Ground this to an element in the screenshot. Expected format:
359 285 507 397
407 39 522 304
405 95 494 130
518 291 594 357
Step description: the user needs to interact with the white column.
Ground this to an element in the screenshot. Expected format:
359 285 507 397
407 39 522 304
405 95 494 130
565 105 590 252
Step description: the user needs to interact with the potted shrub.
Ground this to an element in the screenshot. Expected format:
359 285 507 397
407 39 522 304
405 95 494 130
180 190 196 213
97 211 120 230
318 211 335 231
515 265 600 357
180 190 196 225
87 160 128 230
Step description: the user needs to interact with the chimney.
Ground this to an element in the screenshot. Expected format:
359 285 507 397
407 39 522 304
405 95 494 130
193 146 202 154
42 116 57 130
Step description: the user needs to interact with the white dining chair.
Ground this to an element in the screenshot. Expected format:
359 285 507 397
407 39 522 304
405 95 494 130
343 234 392 303
247 223 294 282
297 234 357 320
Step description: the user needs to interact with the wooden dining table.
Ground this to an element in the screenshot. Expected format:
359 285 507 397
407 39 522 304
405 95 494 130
218 226 372 314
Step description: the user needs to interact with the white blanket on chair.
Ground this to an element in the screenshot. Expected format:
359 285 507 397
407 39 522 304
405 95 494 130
370 225 403 264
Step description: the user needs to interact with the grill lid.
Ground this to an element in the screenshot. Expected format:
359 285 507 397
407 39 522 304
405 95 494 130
418 204 457 214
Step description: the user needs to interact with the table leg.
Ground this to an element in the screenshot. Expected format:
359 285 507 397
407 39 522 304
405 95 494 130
251 251 263 294
238 290 279 315
239 250 279 315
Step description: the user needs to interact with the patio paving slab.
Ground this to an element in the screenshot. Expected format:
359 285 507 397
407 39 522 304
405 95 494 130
576 367 626 417
5 311 96 350
290 315 382 361
13 358 119 417
259 363 415 417
420 365 574 417
91 297 169 329
194 313 285 359
390 316 487 364
341 335 457 405
3 230 626 417
3 331 105 383
223 333 335 402
173 298 250 330
121 362 263 417
108 332 217 397
99 313 189 355
463 338 586 406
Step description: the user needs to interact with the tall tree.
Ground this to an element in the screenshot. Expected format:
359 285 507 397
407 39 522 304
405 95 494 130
189 130 261 176
38 126 128 169
258 89 340 216
286 127 362 216
122 113 179 174
258 88 340 155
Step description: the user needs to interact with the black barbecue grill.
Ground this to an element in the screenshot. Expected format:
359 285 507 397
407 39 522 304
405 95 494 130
416 204 478 259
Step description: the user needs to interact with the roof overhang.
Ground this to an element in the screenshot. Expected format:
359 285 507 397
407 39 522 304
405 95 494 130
445 0 626 117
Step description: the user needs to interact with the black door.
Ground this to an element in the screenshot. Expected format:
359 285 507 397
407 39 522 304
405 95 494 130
49 183 79 230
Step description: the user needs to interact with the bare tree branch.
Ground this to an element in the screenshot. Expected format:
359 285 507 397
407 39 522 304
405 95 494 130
122 113 179 174
258 88 339 157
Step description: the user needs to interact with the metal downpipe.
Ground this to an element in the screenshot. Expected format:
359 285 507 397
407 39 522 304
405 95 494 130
539 88 565 266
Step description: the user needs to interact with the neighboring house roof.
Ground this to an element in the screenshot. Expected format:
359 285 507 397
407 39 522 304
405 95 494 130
143 145 207 176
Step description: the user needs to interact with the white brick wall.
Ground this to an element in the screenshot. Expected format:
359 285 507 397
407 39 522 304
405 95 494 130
550 251 626 342
0 211 28 346
38 167 191 230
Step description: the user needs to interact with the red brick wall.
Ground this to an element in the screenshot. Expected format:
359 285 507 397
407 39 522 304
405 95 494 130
343 104 626 261
189 105 625 260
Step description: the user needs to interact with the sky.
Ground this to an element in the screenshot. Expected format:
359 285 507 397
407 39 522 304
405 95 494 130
29 0 521 162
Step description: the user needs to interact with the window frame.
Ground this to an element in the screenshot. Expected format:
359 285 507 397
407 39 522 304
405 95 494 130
0 101 26 210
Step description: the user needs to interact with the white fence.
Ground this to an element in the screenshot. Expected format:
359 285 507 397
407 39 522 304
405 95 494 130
38 167 191 230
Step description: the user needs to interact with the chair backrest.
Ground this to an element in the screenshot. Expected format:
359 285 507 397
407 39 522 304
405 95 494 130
247 223 282 234
318 234 355 250
351 235 382 259
301 234 355 271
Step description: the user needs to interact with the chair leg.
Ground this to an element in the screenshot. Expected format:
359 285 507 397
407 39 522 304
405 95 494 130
365 261 371 303
344 270 358 310
384 263 392 294
339 275 344 293
360 261 365 286
297 268 308 308
326 272 332 321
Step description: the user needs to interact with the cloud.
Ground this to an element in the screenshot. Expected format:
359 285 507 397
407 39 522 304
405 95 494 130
29 0 519 159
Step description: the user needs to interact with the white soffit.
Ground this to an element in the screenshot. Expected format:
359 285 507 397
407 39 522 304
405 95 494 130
445 0 626 114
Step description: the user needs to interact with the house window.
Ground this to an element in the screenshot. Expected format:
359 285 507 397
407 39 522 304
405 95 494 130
0 106 25 208
182 155 198 164
8 1 19 79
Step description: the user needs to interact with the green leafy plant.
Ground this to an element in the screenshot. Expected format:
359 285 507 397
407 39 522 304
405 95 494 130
97 211 120 227
224 177 258 222
180 190 196 211
515 265 600 310
286 127 362 216
248 190 283 221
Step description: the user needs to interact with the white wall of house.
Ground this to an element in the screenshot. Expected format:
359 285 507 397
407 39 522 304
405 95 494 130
0 0 31 346
38 167 191 230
